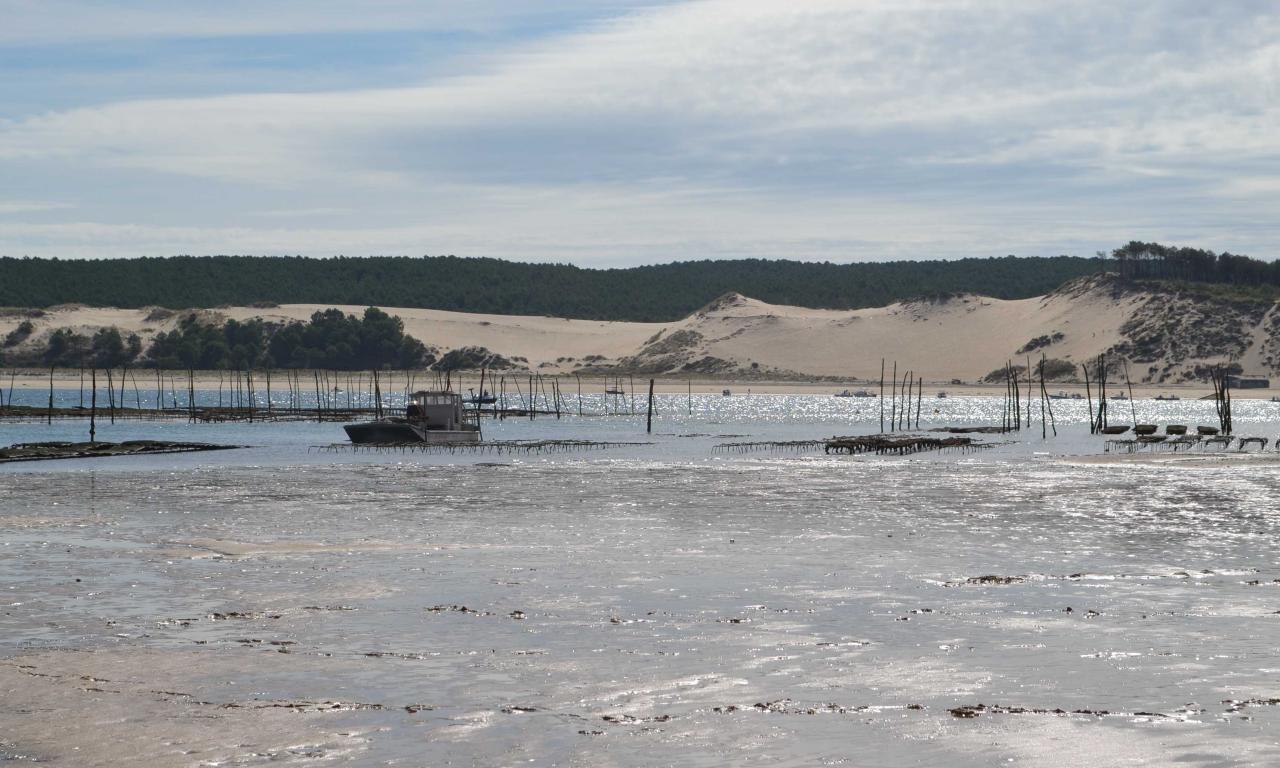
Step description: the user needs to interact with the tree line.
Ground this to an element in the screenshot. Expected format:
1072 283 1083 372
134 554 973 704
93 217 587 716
0 254 1104 321
1 307 435 371
1109 241 1279 286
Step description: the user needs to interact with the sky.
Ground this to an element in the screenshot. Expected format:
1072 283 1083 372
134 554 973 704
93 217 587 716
0 0 1277 264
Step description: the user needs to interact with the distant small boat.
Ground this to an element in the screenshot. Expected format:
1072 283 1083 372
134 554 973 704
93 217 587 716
936 391 948 399
1271 396 1280 403
1049 391 1081 400
466 388 497 405
722 389 732 397
835 389 876 398
1110 393 1129 401
1154 394 1180 401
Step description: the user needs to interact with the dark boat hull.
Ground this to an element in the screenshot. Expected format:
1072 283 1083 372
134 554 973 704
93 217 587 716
343 421 481 445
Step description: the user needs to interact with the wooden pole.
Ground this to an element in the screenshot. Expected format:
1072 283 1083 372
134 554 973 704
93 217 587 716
1034 355 1044 435
1082 362 1094 434
1025 355 1034 427
1098 354 1107 431
313 370 322 421
890 361 897 431
1042 355 1056 437
904 371 911 429
1124 360 1137 427
578 374 584 417
646 378 655 433
879 358 885 432
916 375 922 429
89 368 96 442
105 368 115 424
1013 361 1021 429
47 365 54 425
130 368 141 410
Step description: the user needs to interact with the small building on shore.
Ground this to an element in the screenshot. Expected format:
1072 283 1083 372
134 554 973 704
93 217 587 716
1227 374 1270 389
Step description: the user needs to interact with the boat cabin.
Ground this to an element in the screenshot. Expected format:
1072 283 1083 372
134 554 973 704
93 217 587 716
407 391 467 430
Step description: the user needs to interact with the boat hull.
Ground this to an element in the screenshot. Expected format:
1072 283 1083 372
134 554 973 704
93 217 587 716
343 422 480 445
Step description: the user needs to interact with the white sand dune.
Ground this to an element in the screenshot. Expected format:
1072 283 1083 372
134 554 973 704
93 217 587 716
0 276 1269 384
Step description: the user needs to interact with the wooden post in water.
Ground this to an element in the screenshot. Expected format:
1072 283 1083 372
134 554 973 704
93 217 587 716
1124 360 1137 428
89 368 96 442
578 374 584 417
889 361 897 432
1013 361 1021 429
646 378 655 433
1025 355 1034 427
1039 357 1047 439
905 373 913 429
130 368 141 410
528 375 535 421
313 370 322 421
1082 362 1095 434
629 375 636 416
916 375 922 429
687 378 692 416
79 367 84 409
879 358 885 432
48 365 54 425
105 368 115 424
1096 354 1108 431
900 369 910 430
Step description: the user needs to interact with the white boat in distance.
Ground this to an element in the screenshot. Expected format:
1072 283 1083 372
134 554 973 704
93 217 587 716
835 389 877 398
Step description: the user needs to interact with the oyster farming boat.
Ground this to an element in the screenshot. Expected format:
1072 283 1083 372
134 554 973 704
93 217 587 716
344 390 481 444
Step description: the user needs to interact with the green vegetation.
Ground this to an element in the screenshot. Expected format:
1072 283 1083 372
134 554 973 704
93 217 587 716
4 307 433 371
147 307 431 370
0 254 1104 321
1111 241 1280 288
3 320 33 347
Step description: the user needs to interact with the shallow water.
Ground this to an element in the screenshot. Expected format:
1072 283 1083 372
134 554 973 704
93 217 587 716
3 395 1280 766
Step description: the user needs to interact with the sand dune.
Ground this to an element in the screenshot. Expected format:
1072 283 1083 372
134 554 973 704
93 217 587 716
1 276 1272 384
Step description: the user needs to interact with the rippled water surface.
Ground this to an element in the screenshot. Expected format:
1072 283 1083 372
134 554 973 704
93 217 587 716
3 395 1280 766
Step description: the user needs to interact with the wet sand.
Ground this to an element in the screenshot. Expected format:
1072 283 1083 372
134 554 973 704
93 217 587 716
4 451 1280 766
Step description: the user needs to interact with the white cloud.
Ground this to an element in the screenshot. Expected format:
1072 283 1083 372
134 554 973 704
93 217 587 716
0 0 660 44
1 0 1279 261
0 200 72 214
